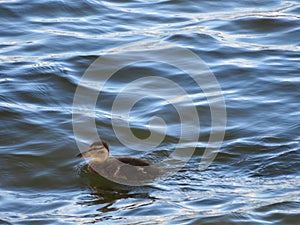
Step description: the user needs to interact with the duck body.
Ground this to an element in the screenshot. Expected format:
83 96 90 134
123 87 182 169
77 141 161 184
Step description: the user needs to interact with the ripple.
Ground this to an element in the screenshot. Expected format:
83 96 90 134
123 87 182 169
1 0 300 224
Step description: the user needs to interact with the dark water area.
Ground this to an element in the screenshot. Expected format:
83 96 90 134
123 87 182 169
0 0 299 224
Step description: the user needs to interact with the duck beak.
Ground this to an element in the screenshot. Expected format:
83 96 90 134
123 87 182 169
76 150 91 158
76 152 84 158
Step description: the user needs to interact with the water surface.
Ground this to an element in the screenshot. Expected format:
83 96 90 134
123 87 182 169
0 0 299 224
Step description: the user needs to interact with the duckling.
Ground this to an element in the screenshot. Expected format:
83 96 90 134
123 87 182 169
76 141 161 183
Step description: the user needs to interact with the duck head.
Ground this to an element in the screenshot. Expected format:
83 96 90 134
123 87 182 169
76 140 110 162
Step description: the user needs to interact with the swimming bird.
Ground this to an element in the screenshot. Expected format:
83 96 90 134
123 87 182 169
76 141 161 183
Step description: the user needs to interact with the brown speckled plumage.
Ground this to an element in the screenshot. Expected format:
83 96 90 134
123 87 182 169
77 141 161 182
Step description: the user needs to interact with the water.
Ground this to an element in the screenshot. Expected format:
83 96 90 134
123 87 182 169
1 0 299 224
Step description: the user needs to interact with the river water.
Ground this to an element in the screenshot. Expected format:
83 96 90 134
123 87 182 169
0 0 299 224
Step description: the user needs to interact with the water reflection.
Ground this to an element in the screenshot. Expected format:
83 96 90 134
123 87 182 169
1 0 299 224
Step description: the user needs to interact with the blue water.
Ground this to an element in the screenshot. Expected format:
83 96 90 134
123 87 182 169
0 0 299 224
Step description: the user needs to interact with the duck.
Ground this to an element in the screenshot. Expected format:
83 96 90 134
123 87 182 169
76 141 161 184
